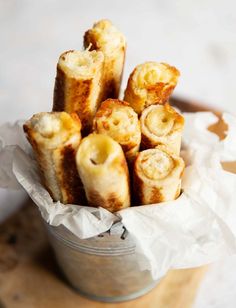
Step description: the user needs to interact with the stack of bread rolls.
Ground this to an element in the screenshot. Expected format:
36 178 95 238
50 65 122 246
24 19 185 212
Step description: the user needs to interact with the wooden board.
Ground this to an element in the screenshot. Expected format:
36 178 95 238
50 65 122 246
0 99 235 308
0 203 208 308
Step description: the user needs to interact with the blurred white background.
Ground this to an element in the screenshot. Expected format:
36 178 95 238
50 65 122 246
1 1 236 307
0 0 236 124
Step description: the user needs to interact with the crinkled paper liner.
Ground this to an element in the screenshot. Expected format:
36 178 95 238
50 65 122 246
0 112 236 279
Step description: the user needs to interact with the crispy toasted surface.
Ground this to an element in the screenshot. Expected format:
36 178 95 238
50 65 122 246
54 144 87 205
24 112 81 149
124 62 180 114
140 103 184 154
53 66 66 112
57 50 104 78
93 99 141 161
53 50 104 133
84 19 126 100
134 146 184 205
84 19 126 54
23 112 84 204
76 134 130 212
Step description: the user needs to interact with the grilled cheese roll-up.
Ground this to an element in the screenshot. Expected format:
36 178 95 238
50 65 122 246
23 112 86 205
133 146 184 205
76 134 130 212
84 19 126 100
93 99 141 163
124 62 180 115
140 103 184 155
53 49 104 133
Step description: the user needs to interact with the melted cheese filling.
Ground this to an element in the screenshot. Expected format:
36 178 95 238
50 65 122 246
79 134 119 168
59 50 104 78
140 149 174 180
31 112 81 148
89 139 111 165
96 107 138 143
90 19 126 52
145 105 175 136
33 114 61 138
136 62 178 90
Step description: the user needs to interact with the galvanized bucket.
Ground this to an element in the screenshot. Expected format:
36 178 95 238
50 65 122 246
46 222 159 302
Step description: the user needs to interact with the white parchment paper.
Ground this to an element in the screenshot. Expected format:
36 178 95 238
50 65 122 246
0 112 236 280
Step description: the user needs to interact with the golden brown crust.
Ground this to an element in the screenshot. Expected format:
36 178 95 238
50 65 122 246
133 163 164 205
53 67 94 134
23 112 83 205
53 66 66 112
68 78 93 132
93 99 141 163
151 186 164 204
94 99 130 122
55 145 87 205
23 129 60 201
146 83 175 106
96 98 130 111
141 132 158 149
133 147 184 205
84 20 126 100
124 62 180 115
124 75 143 114
140 103 184 155
84 30 99 50
85 155 130 212
86 184 128 213
76 134 130 212
53 50 104 134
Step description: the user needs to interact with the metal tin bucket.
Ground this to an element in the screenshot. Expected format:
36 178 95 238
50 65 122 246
46 222 158 302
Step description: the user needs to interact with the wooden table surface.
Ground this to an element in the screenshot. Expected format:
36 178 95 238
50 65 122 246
0 202 208 308
0 99 234 308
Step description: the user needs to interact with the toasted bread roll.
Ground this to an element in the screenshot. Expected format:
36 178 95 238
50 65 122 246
76 134 130 212
23 112 86 205
133 146 184 205
53 49 104 133
93 99 141 163
140 103 184 155
84 19 126 100
124 62 180 115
